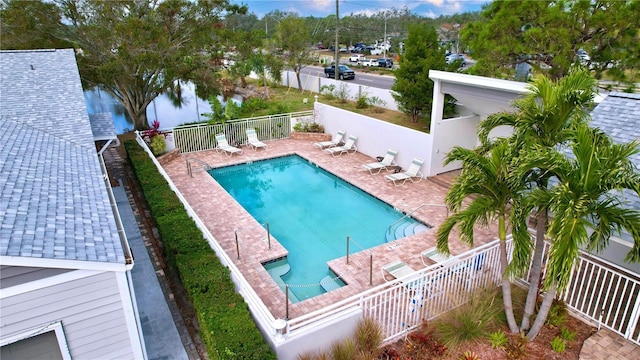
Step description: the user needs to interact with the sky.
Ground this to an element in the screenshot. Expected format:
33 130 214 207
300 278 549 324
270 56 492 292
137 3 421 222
231 0 490 18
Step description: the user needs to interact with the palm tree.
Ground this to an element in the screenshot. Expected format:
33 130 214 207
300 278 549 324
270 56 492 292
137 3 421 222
521 123 640 339
436 139 530 333
477 67 597 332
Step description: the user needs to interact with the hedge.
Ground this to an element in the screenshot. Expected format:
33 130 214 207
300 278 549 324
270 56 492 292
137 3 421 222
124 140 276 360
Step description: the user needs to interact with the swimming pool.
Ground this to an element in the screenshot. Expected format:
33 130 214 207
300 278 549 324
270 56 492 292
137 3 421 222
209 155 429 302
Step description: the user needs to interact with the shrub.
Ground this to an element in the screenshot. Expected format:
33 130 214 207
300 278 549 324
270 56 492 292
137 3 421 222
405 325 447 358
561 327 576 341
124 140 276 360
330 337 356 360
545 299 568 327
505 333 528 360
550 336 566 353
368 96 387 113
269 102 290 115
433 287 503 348
240 96 268 116
355 317 383 354
488 329 508 349
458 350 480 360
333 83 349 103
149 132 167 155
319 84 335 100
355 93 369 109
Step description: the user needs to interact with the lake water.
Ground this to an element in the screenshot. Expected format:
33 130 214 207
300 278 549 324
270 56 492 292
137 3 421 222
83 83 212 133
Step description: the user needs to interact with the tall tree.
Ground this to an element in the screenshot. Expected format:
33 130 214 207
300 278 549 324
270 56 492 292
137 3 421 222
58 0 243 130
391 23 448 123
520 123 640 339
436 140 528 334
463 0 640 81
275 16 314 93
478 67 597 335
0 0 72 50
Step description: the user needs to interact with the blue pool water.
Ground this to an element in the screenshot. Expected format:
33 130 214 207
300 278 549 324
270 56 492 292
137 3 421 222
209 155 428 302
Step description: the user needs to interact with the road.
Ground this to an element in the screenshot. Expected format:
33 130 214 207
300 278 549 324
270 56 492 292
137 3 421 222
302 65 395 90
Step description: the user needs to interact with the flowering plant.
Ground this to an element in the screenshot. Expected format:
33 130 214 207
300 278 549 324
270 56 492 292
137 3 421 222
143 119 168 140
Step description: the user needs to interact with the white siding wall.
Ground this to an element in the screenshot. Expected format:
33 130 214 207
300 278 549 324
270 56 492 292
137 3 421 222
1 270 136 360
0 266 72 289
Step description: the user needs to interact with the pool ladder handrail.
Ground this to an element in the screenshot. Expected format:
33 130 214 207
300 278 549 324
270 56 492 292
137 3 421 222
387 203 449 235
186 157 212 177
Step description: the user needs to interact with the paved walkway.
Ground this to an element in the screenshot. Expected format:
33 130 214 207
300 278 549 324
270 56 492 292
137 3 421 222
104 145 201 360
579 328 640 360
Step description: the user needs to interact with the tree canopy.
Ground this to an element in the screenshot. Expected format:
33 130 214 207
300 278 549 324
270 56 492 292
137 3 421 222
0 0 72 50
463 0 640 81
391 23 447 123
51 0 242 130
275 16 315 93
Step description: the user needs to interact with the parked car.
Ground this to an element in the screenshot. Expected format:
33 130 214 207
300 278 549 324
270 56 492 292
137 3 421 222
349 54 365 62
446 53 466 66
377 58 393 68
360 58 377 67
324 64 356 80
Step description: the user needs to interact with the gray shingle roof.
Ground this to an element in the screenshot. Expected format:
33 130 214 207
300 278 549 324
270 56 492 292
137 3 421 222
589 92 640 212
0 49 125 264
90 112 118 141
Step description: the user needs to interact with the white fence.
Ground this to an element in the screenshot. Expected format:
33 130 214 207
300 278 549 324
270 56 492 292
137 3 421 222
137 125 640 355
280 70 399 111
172 111 313 153
562 250 640 344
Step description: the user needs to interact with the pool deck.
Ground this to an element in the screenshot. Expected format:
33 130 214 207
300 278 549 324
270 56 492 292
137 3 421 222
161 138 500 319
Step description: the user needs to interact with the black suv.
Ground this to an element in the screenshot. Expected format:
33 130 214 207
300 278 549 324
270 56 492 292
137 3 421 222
377 58 393 68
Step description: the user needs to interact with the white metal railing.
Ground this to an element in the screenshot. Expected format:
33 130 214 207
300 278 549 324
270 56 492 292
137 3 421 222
519 238 640 345
560 249 640 345
172 111 313 153
285 239 505 342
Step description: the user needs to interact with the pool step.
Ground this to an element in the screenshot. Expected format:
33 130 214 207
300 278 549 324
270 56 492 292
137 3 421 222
320 275 343 292
386 220 431 242
264 261 300 303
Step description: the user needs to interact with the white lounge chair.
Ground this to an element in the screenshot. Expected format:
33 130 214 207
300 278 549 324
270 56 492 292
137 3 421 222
314 130 345 149
214 133 242 156
381 260 417 282
245 128 267 150
420 246 451 266
362 148 398 174
384 158 424 186
324 135 357 157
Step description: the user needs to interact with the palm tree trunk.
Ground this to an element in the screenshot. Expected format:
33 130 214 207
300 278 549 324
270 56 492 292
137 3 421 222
499 216 519 333
526 283 557 341
520 209 547 331
501 240 520 333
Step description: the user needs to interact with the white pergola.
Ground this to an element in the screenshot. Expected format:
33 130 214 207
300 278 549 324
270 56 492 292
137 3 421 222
426 70 530 176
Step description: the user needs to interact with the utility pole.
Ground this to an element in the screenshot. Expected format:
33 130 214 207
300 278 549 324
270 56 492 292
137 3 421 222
334 0 339 80
383 14 387 59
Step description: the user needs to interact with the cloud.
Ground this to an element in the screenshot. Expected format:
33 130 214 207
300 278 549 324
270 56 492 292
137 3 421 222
309 0 333 11
423 0 445 6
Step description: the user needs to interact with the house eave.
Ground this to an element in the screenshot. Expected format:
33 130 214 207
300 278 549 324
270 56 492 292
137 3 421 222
0 255 133 272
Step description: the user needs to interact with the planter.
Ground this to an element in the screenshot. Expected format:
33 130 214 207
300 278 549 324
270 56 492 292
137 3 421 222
157 148 181 165
290 132 332 141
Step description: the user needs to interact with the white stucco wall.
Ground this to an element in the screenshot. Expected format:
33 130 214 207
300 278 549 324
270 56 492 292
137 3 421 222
314 102 433 174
